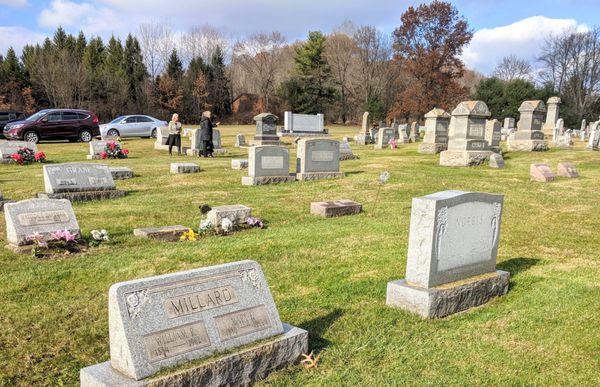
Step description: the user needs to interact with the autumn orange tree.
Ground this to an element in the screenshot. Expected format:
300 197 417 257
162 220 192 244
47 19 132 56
391 1 472 120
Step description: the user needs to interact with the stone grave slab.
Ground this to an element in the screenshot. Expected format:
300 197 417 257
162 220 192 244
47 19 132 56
296 139 344 181
80 260 307 385
38 163 126 201
206 205 252 229
231 159 248 170
375 128 397 149
557 162 579 178
386 190 509 318
0 140 38 163
133 225 190 242
530 164 555 182
419 108 450 154
110 167 134 180
489 153 505 169
310 200 362 218
171 163 200 174
242 145 294 186
4 198 80 247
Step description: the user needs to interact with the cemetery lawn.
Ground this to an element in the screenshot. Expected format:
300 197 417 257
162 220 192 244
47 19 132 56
1 126 599 386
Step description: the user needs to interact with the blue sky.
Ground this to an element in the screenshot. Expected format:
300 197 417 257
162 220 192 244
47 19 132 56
0 0 598 74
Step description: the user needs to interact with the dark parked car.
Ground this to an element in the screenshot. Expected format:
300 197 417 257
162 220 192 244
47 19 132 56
3 109 100 143
0 110 26 138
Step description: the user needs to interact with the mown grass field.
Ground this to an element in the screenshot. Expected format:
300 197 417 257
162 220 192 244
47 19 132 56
0 125 599 386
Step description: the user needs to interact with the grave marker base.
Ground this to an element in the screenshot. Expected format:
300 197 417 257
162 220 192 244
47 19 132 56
37 190 126 202
296 172 345 181
109 167 134 180
418 143 446 154
80 324 308 387
386 270 509 318
133 225 190 242
507 140 548 152
439 150 493 167
310 200 362 217
242 175 295 186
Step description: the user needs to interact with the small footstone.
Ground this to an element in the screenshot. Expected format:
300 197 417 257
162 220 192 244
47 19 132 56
310 200 362 218
231 159 248 170
489 153 505 169
133 225 190 242
170 162 199 174
110 167 134 180
530 163 555 182
557 162 579 178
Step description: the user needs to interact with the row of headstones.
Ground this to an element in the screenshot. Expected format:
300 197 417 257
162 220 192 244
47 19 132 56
154 127 227 155
2 188 505 385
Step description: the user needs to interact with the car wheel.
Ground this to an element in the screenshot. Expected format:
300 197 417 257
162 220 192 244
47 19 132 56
151 128 157 138
23 130 40 143
107 129 120 138
79 129 93 142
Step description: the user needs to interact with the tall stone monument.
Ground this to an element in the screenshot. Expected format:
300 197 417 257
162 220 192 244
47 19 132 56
386 190 509 318
418 108 450 154
355 112 372 145
508 100 548 152
252 113 281 146
542 96 561 136
439 101 493 166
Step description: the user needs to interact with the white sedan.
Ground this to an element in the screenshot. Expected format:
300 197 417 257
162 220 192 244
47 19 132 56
99 115 167 138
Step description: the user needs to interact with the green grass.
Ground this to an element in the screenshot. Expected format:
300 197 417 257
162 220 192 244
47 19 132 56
0 125 599 386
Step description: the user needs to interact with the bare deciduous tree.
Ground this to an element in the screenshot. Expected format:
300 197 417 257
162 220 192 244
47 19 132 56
539 27 600 121
180 25 229 64
353 25 392 106
138 23 174 79
493 55 532 81
325 31 358 123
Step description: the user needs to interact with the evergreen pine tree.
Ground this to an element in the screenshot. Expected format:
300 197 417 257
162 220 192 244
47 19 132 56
166 49 184 80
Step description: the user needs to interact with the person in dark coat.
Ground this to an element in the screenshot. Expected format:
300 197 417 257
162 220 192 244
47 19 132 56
199 111 219 157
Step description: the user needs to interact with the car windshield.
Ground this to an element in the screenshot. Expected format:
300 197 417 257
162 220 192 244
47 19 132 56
109 116 125 124
25 110 49 121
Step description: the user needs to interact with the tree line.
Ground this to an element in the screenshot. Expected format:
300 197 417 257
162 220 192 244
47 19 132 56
0 1 598 127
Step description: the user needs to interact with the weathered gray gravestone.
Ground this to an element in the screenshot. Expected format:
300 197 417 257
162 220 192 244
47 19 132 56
354 112 372 145
386 190 509 318
252 113 281 146
88 140 108 160
419 108 450 154
4 198 80 247
489 153 504 169
485 119 502 153
242 145 294 185
206 204 252 230
110 167 134 180
38 163 126 202
587 122 600 150
187 129 226 156
80 260 308 385
234 133 247 147
170 163 199 174
296 138 344 181
339 139 357 160
375 127 397 149
439 101 493 167
508 100 548 152
542 96 561 136
409 122 420 142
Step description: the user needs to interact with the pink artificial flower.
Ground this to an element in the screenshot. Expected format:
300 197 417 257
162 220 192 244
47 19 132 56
26 232 48 247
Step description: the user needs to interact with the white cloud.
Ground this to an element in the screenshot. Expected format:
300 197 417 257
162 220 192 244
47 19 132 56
462 16 589 75
0 26 46 54
38 0 124 35
0 0 28 7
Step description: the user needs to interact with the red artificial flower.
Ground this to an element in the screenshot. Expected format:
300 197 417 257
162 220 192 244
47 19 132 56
100 151 108 159
122 149 129 155
34 151 46 161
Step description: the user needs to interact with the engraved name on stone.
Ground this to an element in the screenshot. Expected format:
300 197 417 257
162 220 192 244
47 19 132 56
261 156 284 169
17 210 70 226
469 122 484 137
435 201 501 273
215 305 272 341
143 321 211 362
164 285 239 318
311 150 334 162
57 178 77 186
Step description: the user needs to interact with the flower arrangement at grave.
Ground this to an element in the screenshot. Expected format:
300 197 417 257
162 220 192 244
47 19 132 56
194 204 267 239
26 229 86 258
100 140 129 159
10 147 46 165
388 138 398 149
180 229 198 241
89 229 110 247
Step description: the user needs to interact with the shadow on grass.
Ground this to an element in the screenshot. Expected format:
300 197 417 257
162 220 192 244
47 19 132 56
497 257 540 275
300 308 344 352
345 170 365 176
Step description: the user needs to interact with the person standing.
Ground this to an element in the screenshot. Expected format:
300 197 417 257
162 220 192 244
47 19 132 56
199 111 219 158
167 113 182 156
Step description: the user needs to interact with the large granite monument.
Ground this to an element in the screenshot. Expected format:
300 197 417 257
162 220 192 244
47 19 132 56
281 112 328 136
419 108 450 154
80 260 308 386
386 190 509 318
508 100 548 152
439 101 493 166
252 113 281 146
